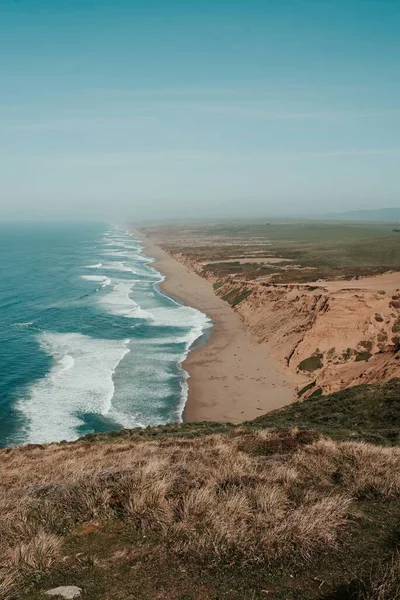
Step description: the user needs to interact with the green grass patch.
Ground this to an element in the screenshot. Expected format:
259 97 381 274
249 378 400 445
221 286 252 307
204 261 277 279
231 288 252 306
355 351 372 362
163 220 400 283
298 353 323 372
392 316 400 334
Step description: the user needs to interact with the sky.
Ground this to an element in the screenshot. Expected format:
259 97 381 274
0 0 399 220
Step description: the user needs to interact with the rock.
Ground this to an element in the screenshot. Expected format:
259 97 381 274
45 586 82 599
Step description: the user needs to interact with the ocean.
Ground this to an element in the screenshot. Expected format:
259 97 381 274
0 221 211 448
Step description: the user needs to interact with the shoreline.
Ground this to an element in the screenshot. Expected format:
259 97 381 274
132 228 302 424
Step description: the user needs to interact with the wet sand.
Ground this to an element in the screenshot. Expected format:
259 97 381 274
132 229 301 423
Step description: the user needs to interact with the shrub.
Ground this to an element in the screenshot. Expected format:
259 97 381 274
392 317 400 334
298 353 323 372
355 351 372 362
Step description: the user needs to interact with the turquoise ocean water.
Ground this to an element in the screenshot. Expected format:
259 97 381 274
0 222 211 447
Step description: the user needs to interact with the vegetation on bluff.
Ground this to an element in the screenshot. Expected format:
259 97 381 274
250 379 400 446
0 380 399 600
147 220 400 283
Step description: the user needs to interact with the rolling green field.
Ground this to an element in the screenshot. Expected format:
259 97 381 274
148 220 400 283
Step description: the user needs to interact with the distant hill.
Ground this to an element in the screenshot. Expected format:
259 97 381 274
325 207 400 222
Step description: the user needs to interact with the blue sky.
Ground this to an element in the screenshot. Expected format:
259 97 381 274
0 0 399 219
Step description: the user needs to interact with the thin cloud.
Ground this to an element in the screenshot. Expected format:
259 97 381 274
183 103 400 120
3 103 398 134
4 147 400 168
1 115 157 133
298 147 400 157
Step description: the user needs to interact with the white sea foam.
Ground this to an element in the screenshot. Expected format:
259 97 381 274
118 243 136 250
99 280 153 320
145 292 212 421
18 332 130 444
147 304 210 334
101 228 212 420
16 226 212 442
60 354 75 371
104 241 136 251
101 261 138 275
129 254 150 264
103 250 127 257
81 275 112 286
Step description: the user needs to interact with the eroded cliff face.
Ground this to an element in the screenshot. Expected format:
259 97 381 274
164 248 400 398
169 252 205 276
216 278 400 398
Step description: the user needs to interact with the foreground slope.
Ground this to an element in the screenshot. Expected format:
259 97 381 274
250 378 400 445
1 381 400 600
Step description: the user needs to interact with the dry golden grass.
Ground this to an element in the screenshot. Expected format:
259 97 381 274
0 429 399 598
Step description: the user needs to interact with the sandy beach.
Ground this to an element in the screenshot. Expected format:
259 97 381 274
132 229 302 423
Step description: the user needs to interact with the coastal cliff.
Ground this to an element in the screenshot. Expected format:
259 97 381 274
217 278 400 398
167 250 400 399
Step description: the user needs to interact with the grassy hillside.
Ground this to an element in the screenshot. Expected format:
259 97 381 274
250 379 400 446
147 220 400 283
1 381 399 600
